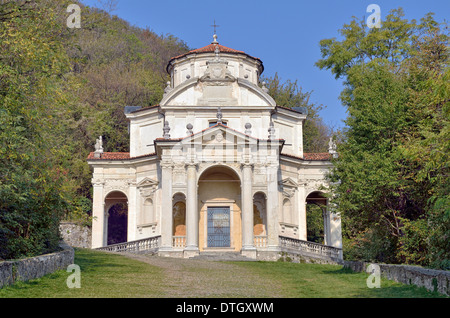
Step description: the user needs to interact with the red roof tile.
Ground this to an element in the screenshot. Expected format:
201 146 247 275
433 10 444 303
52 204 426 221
87 152 157 161
87 152 130 160
173 44 246 59
281 152 332 161
168 42 263 73
303 153 332 161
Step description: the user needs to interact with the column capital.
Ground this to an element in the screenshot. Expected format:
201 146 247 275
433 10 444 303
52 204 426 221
160 162 174 169
185 162 199 169
240 162 254 169
91 178 105 186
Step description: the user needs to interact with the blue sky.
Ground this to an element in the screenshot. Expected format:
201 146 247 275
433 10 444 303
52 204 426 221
81 0 449 130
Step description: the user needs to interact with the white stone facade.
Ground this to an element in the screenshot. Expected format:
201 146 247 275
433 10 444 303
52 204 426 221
87 35 342 258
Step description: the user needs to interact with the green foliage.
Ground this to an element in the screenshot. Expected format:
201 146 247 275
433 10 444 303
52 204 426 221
0 0 71 259
316 8 449 269
306 204 324 244
262 73 331 152
0 0 188 259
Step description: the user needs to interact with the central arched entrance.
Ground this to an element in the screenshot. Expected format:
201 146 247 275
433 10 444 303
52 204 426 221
198 165 241 251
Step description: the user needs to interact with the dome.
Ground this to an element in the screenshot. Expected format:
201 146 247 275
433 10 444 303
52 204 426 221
166 35 264 74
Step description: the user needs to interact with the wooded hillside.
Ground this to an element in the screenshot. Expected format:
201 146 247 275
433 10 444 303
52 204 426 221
0 0 190 259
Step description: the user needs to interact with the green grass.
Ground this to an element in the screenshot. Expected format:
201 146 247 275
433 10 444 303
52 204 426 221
0 248 166 298
231 261 445 298
0 248 446 298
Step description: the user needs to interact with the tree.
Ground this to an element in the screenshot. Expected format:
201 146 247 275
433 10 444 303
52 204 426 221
0 0 73 259
316 9 449 268
262 73 331 152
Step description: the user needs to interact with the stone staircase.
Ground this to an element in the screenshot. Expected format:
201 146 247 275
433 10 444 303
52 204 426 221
189 251 258 262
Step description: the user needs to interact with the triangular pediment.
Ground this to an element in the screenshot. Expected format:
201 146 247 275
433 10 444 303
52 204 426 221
279 177 298 198
137 177 159 188
279 177 299 188
181 124 258 146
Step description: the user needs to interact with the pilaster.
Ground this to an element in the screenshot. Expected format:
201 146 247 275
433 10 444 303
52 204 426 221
266 163 280 250
184 162 199 257
127 181 137 242
159 162 173 251
241 162 256 258
91 179 105 248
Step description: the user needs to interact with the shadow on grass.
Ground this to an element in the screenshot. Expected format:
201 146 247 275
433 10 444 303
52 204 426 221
73 248 130 272
322 265 446 298
322 266 356 275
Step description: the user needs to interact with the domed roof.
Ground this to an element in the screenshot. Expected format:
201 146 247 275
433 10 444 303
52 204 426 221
167 34 264 74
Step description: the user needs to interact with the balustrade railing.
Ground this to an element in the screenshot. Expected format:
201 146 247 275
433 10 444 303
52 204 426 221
254 235 267 248
96 236 161 253
95 234 342 261
172 236 186 249
279 235 342 260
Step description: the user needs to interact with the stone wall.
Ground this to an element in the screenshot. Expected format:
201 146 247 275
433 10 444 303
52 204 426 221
257 249 343 265
344 260 450 296
0 243 74 288
60 221 92 248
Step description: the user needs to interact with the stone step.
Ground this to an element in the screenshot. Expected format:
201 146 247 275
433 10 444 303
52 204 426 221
189 252 257 262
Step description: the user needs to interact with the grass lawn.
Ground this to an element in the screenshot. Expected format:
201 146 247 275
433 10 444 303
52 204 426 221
234 261 444 298
0 248 167 298
0 248 445 298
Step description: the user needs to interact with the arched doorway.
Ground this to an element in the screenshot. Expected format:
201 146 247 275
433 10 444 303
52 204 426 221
105 191 128 245
198 165 241 250
306 191 328 245
173 193 186 248
253 192 267 247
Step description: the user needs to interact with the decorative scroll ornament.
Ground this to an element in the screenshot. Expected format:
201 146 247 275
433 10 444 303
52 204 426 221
199 45 236 85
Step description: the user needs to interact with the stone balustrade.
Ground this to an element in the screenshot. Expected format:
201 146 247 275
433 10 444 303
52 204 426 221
254 235 267 248
96 236 161 253
279 235 342 262
172 236 186 249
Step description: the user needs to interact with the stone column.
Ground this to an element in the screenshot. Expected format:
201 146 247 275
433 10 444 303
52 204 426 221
127 182 137 242
184 163 199 257
91 179 105 248
297 185 307 241
328 200 343 250
266 164 279 250
241 163 256 257
159 162 173 254
323 206 330 246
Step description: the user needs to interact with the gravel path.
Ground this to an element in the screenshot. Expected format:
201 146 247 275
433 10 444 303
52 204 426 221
121 253 286 298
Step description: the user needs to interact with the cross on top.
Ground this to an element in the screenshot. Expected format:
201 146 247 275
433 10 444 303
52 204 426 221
210 20 219 35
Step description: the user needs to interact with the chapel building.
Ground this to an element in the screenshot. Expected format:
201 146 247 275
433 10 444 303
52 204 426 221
87 34 342 260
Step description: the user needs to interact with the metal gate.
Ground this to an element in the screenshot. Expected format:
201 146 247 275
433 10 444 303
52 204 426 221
207 207 230 247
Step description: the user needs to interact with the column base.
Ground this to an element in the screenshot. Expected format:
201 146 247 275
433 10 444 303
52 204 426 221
183 246 200 258
241 246 257 259
158 246 174 258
